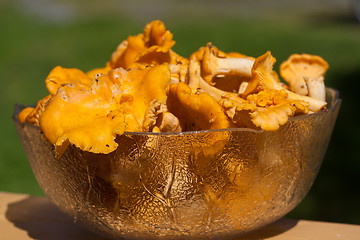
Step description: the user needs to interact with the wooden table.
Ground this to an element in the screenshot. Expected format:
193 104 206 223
1 192 359 240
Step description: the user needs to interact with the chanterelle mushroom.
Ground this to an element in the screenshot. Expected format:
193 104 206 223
194 43 254 87
280 53 329 101
17 20 333 154
187 60 236 101
166 82 233 131
19 95 52 126
38 63 171 154
243 51 327 112
220 88 309 131
45 66 92 95
154 111 182 132
86 63 112 79
245 89 309 131
109 20 179 70
39 76 127 154
109 63 171 130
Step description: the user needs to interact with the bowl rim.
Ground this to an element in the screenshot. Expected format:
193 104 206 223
13 87 341 137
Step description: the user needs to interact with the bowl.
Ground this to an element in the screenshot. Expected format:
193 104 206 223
13 88 341 239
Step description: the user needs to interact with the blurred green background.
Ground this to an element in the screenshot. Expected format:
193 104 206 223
1 0 360 225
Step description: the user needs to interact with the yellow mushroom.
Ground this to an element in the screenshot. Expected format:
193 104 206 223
200 43 254 84
154 111 182 132
168 54 189 84
109 20 177 70
110 63 171 129
166 82 233 131
245 89 309 131
142 99 168 132
18 20 334 155
189 43 255 93
220 89 309 131
45 66 92 95
243 51 327 112
109 34 145 69
219 93 256 128
39 77 127 154
187 59 242 104
86 63 112 79
18 95 52 126
18 107 35 124
187 59 251 128
37 63 171 154
280 53 329 100
304 76 326 101
238 81 249 95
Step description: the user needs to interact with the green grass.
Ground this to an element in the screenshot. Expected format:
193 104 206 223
1 1 360 225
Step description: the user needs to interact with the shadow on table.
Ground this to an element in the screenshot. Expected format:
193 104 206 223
5 196 110 240
234 218 299 240
5 196 298 240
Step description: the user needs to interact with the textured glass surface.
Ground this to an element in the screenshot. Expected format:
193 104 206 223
13 88 341 239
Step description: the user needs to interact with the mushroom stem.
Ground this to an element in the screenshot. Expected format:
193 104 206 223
279 53 329 96
238 81 249 95
254 76 327 112
203 56 254 82
155 112 182 132
304 76 326 102
244 51 327 112
188 60 237 101
290 78 309 96
285 89 327 112
215 57 254 76
201 44 254 83
169 63 188 83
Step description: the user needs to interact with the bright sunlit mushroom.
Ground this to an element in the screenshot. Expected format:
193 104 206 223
280 53 329 100
166 82 233 131
243 51 327 112
18 20 332 154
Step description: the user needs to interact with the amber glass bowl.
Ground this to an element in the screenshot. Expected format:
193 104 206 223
13 88 341 239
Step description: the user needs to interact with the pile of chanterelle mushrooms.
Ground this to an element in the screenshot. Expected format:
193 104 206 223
18 20 329 154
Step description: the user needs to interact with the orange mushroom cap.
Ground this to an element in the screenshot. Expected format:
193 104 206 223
18 107 35 124
110 63 171 128
110 20 176 70
242 51 282 98
39 78 127 154
19 20 332 155
86 62 112 79
279 53 329 96
38 63 171 154
246 89 309 131
243 51 327 112
166 82 232 131
17 95 52 126
45 66 92 95
192 43 254 94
